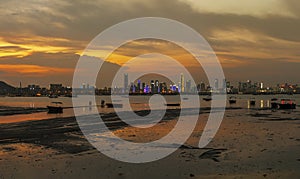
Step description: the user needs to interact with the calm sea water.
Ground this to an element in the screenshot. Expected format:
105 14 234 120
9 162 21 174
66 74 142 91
0 94 299 124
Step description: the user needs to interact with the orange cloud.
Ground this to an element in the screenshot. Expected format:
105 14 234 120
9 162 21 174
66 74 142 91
0 35 84 58
0 64 73 76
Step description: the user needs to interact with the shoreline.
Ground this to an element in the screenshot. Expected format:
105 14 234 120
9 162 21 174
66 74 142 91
0 106 300 178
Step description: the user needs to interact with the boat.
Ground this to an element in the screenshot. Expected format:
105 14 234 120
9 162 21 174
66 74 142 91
203 96 212 101
271 102 278 109
229 96 237 104
165 103 180 106
271 98 278 101
250 98 256 105
100 100 105 108
106 103 123 108
278 99 296 109
47 102 63 113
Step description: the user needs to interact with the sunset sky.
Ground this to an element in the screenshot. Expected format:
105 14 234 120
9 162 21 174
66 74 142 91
0 0 299 87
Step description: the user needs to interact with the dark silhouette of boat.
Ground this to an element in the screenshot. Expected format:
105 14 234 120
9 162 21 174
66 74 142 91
203 96 212 101
47 102 63 113
100 100 105 108
250 98 256 105
271 98 278 101
165 103 180 106
106 103 123 108
270 98 279 109
278 99 296 109
271 102 278 109
229 96 237 104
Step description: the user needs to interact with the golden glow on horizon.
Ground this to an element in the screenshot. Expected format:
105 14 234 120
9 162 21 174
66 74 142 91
0 64 73 75
0 36 82 58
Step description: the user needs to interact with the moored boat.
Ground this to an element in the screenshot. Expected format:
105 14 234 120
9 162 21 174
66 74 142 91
229 96 237 104
106 103 123 108
250 98 256 105
165 103 180 106
47 102 63 113
278 99 296 109
203 96 212 101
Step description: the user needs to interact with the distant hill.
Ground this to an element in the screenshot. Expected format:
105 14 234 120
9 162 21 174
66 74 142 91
0 81 16 94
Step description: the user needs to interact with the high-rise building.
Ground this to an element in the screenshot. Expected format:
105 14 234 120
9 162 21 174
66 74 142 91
50 84 63 92
186 80 191 93
200 82 206 92
137 79 141 93
142 83 145 92
214 79 219 91
150 80 155 93
155 80 159 93
124 73 128 92
222 79 226 90
259 82 264 89
226 81 231 88
180 73 184 93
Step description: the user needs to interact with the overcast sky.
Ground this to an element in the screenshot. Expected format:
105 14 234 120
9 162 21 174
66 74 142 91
0 0 299 87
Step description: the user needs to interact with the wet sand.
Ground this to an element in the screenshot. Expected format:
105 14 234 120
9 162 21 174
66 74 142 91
0 106 47 116
0 107 300 178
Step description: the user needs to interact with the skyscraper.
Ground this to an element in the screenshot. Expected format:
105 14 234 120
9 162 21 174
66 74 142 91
124 73 128 92
180 73 184 93
155 80 159 93
186 80 191 93
150 80 155 93
214 78 219 91
137 79 141 93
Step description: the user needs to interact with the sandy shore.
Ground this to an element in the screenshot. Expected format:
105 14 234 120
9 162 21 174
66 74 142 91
0 107 300 178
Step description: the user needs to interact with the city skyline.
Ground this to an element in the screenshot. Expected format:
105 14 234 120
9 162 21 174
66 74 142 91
0 0 299 87
1 73 299 96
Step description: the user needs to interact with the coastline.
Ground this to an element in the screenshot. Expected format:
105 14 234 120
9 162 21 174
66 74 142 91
0 107 300 178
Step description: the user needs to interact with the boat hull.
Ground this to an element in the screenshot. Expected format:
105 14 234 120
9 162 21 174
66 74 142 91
106 103 123 108
229 100 236 104
278 103 296 109
165 103 180 107
47 106 63 113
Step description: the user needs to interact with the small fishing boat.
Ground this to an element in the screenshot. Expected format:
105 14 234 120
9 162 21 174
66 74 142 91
100 100 105 108
106 103 123 108
203 96 212 101
271 98 278 101
229 96 237 104
47 102 63 113
250 98 256 105
278 99 296 109
165 103 181 107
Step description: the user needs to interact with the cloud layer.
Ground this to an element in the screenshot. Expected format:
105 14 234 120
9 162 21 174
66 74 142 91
0 0 299 87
